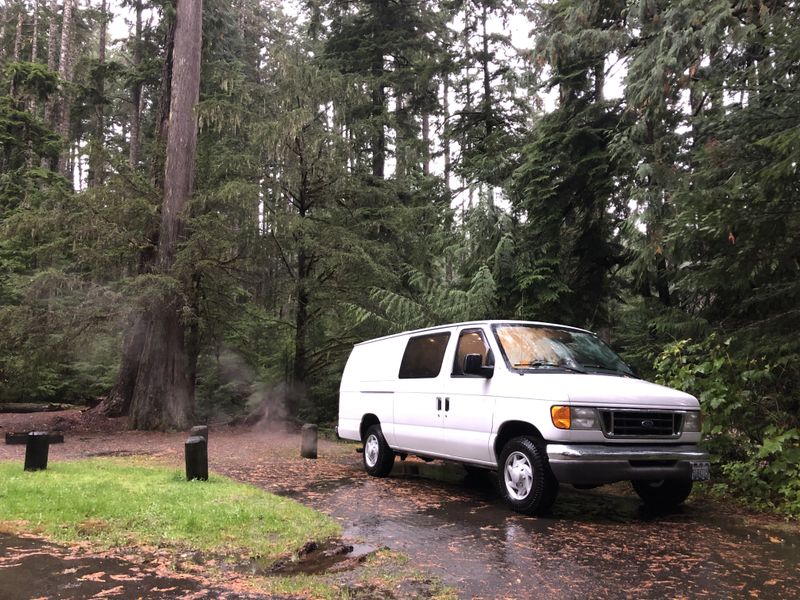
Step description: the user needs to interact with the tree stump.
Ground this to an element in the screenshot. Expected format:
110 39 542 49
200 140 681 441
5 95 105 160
185 435 208 481
24 431 50 471
301 424 318 459
189 425 208 441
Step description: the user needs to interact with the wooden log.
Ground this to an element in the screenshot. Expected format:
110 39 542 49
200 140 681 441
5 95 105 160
24 432 50 471
189 425 208 441
185 435 208 481
301 424 318 459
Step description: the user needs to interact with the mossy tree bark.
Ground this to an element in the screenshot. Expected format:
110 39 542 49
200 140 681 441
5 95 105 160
128 0 202 430
98 7 176 419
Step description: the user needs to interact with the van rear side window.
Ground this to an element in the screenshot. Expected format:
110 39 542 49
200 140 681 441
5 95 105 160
398 333 451 379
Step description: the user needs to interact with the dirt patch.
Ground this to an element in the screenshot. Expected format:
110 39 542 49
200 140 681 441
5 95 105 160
0 408 128 437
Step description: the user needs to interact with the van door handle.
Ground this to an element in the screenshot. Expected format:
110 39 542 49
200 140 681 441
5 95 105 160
436 397 442 411
445 397 450 412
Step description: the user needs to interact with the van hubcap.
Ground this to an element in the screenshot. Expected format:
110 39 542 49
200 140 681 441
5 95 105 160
504 451 533 500
365 434 380 467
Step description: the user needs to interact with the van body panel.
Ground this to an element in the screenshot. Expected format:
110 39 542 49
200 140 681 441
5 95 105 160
392 376 445 454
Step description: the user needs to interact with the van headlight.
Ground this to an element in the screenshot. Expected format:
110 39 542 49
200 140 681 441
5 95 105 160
683 411 702 432
551 406 600 430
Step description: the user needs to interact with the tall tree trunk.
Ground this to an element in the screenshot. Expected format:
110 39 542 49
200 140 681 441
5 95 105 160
394 94 406 178
654 251 671 307
480 3 495 208
12 7 22 60
370 0 386 179
42 0 59 133
0 4 6 61
98 6 176 419
98 316 147 417
480 3 492 137
88 0 106 187
9 6 23 96
594 61 604 102
128 0 142 168
442 76 451 185
56 0 75 180
421 112 430 176
291 245 309 414
129 0 202 431
31 0 38 62
151 11 176 188
370 68 385 179
46 0 58 70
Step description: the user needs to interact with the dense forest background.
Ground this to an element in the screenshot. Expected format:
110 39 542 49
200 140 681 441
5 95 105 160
0 0 797 513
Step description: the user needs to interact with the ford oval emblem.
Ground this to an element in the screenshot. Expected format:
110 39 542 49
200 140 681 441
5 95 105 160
641 419 655 428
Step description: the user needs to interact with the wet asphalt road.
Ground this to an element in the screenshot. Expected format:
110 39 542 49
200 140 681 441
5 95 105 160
1 427 799 599
0 533 271 600
280 458 800 599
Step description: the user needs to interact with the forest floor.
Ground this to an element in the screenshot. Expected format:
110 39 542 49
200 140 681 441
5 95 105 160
1 409 799 599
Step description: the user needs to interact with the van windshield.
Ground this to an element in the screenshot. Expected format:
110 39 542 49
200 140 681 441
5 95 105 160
492 324 635 377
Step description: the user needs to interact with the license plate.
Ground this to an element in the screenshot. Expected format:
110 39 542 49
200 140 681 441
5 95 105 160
691 461 710 481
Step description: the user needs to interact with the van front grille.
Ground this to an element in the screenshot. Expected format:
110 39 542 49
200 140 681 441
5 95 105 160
599 410 681 438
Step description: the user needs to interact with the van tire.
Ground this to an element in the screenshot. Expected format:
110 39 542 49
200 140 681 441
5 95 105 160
497 436 559 515
632 478 693 509
363 424 395 477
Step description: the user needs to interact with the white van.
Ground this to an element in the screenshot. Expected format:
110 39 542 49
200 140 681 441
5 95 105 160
337 320 710 514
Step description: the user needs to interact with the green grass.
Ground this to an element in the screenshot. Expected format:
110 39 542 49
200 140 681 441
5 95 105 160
0 458 339 563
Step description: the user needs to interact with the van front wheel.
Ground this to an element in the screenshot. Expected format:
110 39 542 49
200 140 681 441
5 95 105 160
498 436 559 515
363 425 395 477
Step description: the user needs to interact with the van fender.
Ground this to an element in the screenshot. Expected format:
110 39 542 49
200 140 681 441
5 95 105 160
492 420 546 465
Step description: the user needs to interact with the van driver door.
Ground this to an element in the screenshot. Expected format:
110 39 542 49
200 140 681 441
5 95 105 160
440 327 495 464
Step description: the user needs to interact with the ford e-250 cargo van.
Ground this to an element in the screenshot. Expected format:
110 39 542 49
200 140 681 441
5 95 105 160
337 321 710 515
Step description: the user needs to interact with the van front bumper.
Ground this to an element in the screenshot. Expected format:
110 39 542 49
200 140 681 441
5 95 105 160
546 444 710 485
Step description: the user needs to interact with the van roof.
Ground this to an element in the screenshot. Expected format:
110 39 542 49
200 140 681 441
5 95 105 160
354 320 593 347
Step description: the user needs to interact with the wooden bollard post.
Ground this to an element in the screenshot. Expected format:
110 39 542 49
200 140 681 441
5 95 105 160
24 431 50 471
189 425 208 441
301 424 318 459
185 435 208 481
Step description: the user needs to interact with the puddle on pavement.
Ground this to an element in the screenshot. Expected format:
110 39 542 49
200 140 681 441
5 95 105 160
0 533 261 600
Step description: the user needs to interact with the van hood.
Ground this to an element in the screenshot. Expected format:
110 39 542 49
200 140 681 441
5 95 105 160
560 374 698 409
511 373 698 409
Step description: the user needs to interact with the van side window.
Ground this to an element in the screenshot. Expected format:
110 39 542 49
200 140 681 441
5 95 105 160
452 330 493 376
398 333 451 379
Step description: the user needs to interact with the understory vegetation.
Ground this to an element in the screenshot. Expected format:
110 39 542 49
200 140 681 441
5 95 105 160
0 1 797 514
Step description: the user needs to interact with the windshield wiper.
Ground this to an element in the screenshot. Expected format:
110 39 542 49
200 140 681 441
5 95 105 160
580 364 638 378
513 361 586 374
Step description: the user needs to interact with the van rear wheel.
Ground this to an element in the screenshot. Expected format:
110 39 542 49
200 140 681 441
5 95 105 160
497 436 559 515
363 424 395 477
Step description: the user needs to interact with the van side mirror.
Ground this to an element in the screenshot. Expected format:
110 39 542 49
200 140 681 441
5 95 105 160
464 354 493 378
